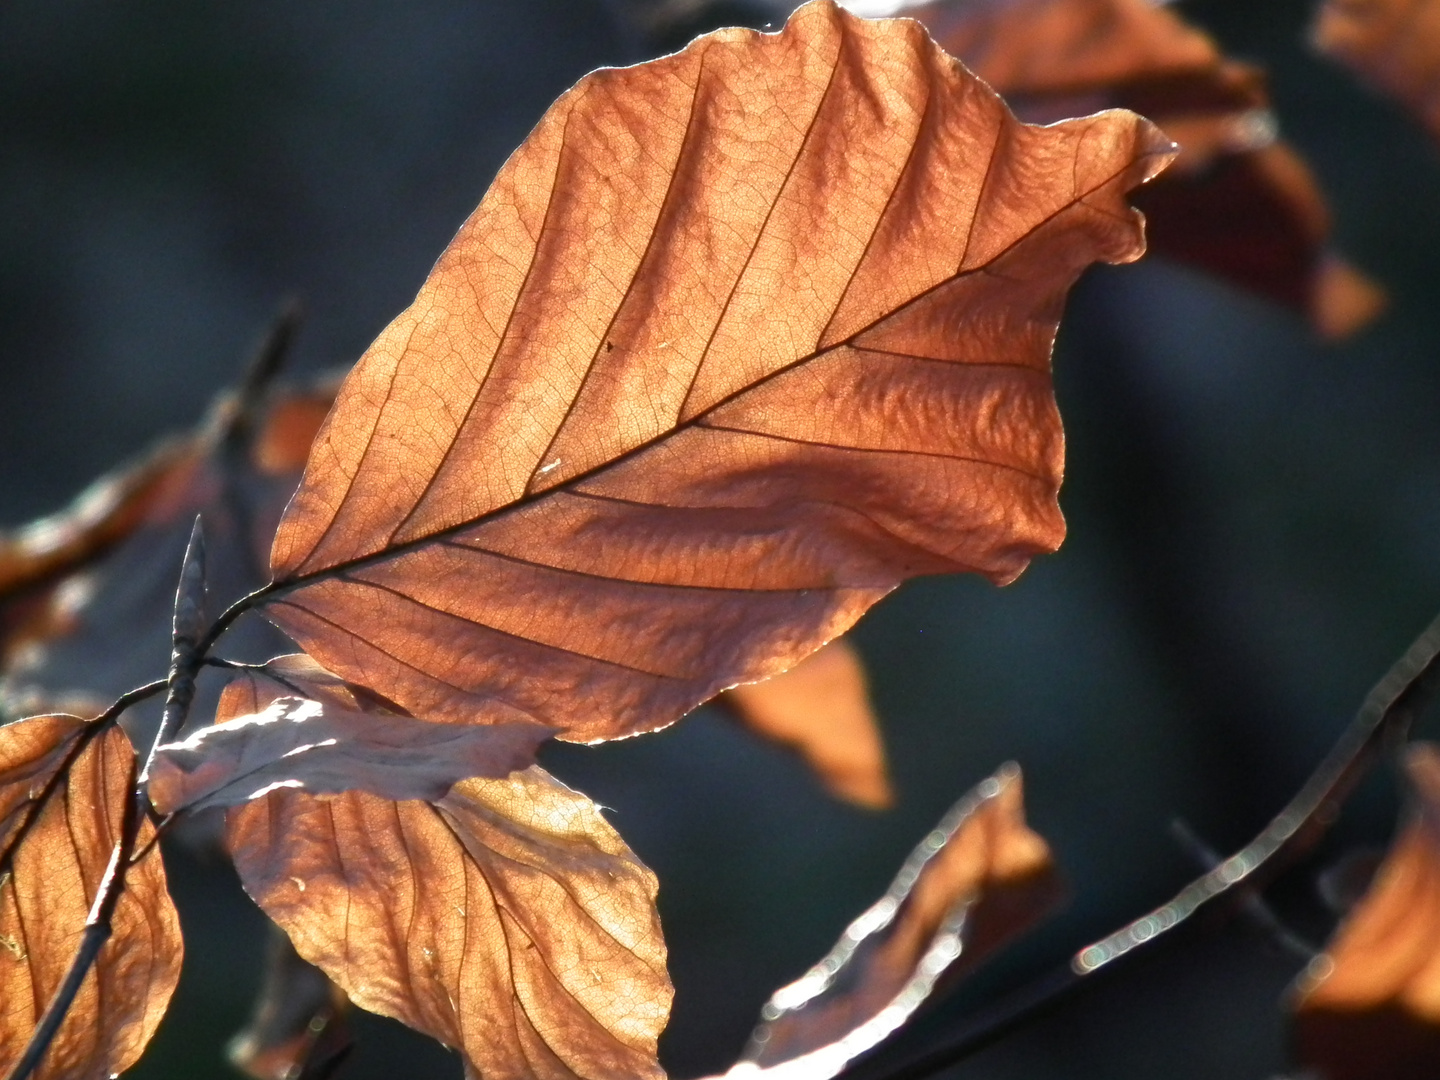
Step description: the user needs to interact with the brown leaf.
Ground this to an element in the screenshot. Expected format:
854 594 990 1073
729 763 1061 1079
264 0 1171 744
904 0 1384 337
1313 0 1440 144
0 370 339 725
1291 741 1440 1080
217 663 671 1080
717 638 893 808
149 681 553 815
0 715 181 1080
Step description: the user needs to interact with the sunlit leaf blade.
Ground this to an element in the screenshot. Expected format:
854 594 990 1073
0 716 181 1080
227 925 352 1080
898 0 1384 337
0 370 338 726
218 665 670 1080
265 0 1171 744
717 638 893 808
726 763 1060 1080
1314 0 1440 145
1291 742 1440 1080
149 691 553 814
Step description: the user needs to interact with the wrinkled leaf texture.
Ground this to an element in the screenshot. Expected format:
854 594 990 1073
0 714 180 1080
897 0 1384 338
216 659 670 1080
730 763 1060 1079
1314 0 1440 144
717 638 892 808
263 0 1172 745
1291 741 1440 1080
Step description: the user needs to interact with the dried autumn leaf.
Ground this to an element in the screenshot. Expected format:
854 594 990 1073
263 0 1171 744
0 358 338 725
1291 741 1440 1080
0 715 181 1080
217 661 670 1080
149 686 553 815
727 762 1060 1079
890 0 1384 337
1314 0 1440 144
717 638 893 808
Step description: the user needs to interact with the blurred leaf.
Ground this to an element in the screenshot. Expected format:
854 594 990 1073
226 925 352 1080
0 361 340 725
218 659 670 1080
263 0 1171 746
1291 742 1440 1080
872 0 1385 337
717 638 893 808
727 763 1061 1079
0 715 180 1080
1313 0 1440 144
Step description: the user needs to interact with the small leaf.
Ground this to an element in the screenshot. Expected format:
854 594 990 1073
217 664 670 1080
0 715 182 1080
902 0 1384 337
1290 741 1440 1080
717 638 893 808
1314 0 1440 145
149 689 554 814
265 0 1171 744
729 763 1061 1079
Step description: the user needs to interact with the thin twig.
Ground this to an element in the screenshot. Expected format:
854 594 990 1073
845 607 1440 1080
4 522 209 1080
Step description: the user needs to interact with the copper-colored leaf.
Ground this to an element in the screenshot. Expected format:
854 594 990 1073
1291 741 1440 1080
897 0 1384 337
264 0 1170 745
217 662 670 1080
729 763 1061 1079
717 638 893 808
0 715 182 1079
0 370 339 723
1314 0 1440 144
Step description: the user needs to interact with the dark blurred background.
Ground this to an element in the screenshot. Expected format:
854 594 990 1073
3 0 1440 1077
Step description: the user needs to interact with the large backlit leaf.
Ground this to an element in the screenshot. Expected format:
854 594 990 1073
1290 741 1440 1080
0 715 181 1080
717 638 893 808
0 366 337 726
217 663 670 1080
727 763 1060 1079
264 0 1171 744
1314 0 1440 144
895 0 1384 338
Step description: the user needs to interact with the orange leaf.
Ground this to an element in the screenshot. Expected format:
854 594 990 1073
904 0 1384 337
1291 741 1440 1080
717 637 893 808
1314 0 1440 144
729 763 1061 1079
0 371 339 722
0 716 181 1080
264 0 1171 744
217 662 671 1080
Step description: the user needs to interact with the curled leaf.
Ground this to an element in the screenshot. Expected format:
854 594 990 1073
217 663 670 1080
717 638 893 808
1314 0 1440 144
730 763 1061 1079
0 716 181 1080
1291 741 1440 1080
149 690 553 815
265 0 1171 744
901 0 1384 337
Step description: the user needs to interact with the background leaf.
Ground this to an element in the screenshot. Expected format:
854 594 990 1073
264 0 1170 743
1313 0 1440 145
